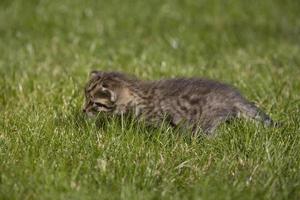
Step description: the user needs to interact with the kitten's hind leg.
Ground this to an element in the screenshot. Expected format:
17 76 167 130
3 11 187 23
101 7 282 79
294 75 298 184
198 110 235 136
187 119 221 138
201 116 230 136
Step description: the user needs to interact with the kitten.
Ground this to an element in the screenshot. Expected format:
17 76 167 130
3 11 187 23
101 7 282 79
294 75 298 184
83 71 275 135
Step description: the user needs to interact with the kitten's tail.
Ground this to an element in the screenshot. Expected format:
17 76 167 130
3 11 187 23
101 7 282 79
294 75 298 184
234 101 278 127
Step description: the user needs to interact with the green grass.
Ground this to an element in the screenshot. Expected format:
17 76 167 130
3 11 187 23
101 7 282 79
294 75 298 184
1 0 300 199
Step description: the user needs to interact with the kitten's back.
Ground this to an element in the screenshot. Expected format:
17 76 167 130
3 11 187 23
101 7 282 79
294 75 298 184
148 78 274 134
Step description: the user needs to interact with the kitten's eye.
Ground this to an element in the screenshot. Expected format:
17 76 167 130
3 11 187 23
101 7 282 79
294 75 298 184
94 102 112 110
95 90 110 98
94 102 105 107
102 83 109 88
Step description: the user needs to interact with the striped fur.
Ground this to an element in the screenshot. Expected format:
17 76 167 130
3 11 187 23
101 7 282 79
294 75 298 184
83 71 276 135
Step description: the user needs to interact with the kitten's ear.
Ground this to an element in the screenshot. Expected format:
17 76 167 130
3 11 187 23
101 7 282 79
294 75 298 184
90 70 102 78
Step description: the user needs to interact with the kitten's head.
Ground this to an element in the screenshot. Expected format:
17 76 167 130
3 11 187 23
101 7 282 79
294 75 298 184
82 71 132 117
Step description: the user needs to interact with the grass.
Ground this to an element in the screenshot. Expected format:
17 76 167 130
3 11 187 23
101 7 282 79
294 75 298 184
0 0 300 199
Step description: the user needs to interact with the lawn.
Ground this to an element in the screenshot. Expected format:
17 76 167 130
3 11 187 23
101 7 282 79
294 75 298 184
0 0 300 199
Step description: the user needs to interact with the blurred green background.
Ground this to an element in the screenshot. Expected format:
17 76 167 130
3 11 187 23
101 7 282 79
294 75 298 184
0 0 300 199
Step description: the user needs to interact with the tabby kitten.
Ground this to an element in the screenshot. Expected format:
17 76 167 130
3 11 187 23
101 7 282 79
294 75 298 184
83 71 275 135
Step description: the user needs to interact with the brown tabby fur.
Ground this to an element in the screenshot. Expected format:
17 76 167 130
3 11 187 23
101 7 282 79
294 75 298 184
83 71 274 135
